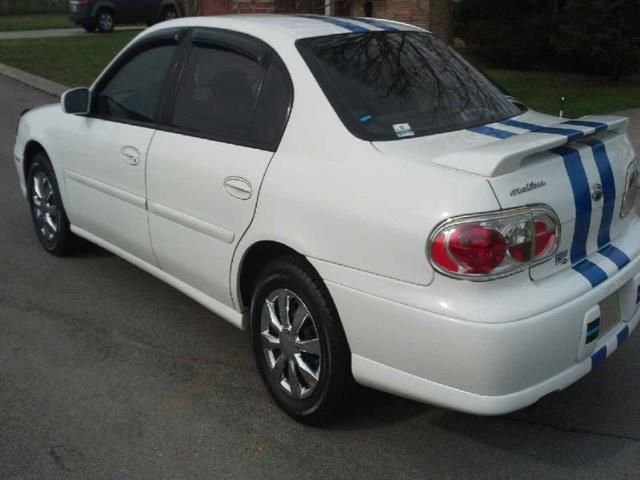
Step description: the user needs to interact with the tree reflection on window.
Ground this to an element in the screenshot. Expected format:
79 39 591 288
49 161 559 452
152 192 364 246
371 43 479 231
299 32 521 140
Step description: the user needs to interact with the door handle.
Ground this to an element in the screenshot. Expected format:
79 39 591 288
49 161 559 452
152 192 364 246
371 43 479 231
223 177 252 200
120 146 140 165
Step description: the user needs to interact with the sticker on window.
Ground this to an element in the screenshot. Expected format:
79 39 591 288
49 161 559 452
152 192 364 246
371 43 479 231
393 123 415 138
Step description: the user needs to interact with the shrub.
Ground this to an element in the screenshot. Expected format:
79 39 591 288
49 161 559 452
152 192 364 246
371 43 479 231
455 0 640 79
454 0 558 68
551 0 640 80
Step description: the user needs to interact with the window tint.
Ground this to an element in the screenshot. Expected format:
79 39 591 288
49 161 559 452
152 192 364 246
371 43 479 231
171 46 264 142
96 45 177 123
297 32 521 141
251 57 291 146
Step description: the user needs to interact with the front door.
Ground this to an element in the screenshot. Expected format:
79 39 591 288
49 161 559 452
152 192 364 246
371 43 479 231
62 35 182 265
146 29 292 307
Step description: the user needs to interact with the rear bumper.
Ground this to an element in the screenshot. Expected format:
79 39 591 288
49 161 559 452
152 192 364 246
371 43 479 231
310 222 640 415
343 291 638 415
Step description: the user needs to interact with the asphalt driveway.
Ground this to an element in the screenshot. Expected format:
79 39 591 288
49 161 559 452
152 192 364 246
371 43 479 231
1 74 639 480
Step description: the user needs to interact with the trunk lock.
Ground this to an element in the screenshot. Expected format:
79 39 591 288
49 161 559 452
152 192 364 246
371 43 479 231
591 183 603 201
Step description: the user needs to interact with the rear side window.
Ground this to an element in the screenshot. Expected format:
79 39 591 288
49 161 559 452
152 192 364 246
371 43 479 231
171 46 264 143
297 31 521 141
251 57 291 146
95 45 177 124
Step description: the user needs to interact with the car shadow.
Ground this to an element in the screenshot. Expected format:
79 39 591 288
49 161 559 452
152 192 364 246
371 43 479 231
332 385 434 429
330 380 638 469
72 239 113 258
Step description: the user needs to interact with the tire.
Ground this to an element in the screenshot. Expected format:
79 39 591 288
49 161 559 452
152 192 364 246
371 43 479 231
26 153 79 256
96 9 115 33
159 6 178 22
250 254 352 425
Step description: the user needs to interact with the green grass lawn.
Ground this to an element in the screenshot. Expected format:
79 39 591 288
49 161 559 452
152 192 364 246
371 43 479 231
0 31 138 86
0 14 73 32
487 68 640 118
0 30 639 117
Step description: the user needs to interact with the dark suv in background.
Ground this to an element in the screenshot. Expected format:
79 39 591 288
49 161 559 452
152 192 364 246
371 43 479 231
68 0 182 33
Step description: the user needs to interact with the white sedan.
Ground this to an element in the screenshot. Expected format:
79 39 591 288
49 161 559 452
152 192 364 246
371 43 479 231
13 14 640 424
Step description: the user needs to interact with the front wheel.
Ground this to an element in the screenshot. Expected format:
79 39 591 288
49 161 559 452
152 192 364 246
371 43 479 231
27 153 79 256
250 255 352 424
96 9 115 33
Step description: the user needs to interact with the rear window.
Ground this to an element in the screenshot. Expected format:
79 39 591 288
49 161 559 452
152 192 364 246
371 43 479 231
296 31 521 141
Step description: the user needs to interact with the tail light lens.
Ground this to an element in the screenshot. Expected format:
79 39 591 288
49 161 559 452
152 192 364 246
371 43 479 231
429 205 560 281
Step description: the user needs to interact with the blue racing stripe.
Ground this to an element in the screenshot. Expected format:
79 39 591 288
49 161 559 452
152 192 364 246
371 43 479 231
617 325 630 345
563 120 608 132
354 17 399 31
299 15 370 33
500 118 585 140
555 146 592 264
599 245 630 269
591 346 607 369
467 125 518 139
573 259 608 287
556 145 611 286
589 140 616 247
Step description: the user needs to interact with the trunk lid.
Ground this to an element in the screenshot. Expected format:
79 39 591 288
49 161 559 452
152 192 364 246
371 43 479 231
373 112 637 281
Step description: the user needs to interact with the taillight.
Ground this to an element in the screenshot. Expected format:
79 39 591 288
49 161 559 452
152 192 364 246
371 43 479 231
622 159 638 218
428 205 560 280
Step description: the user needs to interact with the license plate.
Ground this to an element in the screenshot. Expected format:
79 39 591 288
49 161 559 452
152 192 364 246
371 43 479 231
599 291 621 335
70 4 77 12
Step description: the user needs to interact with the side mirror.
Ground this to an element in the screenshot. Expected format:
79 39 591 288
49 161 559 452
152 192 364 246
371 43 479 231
61 87 91 115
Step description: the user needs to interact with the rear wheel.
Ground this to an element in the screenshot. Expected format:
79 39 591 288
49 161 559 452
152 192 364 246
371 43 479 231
27 153 78 256
250 255 352 424
96 9 115 33
159 6 178 22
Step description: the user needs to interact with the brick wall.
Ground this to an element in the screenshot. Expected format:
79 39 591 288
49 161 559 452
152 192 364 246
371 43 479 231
230 0 430 22
203 0 450 41
232 0 276 13
352 0 430 30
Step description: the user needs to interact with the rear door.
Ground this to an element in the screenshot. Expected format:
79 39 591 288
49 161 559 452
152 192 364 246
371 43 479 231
146 29 292 306
125 0 159 22
112 0 137 22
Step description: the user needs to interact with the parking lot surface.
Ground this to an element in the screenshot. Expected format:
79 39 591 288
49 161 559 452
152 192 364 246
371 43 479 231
1 74 639 480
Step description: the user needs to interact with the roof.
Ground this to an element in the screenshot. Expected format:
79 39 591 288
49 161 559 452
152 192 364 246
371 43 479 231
148 14 424 41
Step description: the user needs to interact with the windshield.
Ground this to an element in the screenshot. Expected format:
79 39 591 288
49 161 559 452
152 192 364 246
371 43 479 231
296 31 522 141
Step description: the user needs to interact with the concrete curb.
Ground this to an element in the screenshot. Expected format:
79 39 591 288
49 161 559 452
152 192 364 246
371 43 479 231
0 25 144 40
0 63 68 97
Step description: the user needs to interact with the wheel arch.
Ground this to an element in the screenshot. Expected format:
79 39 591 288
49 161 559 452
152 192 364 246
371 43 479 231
160 1 180 14
236 240 325 327
91 1 116 18
23 140 47 181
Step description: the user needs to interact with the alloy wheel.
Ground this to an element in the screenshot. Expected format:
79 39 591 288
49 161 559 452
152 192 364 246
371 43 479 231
98 12 113 31
31 172 58 243
163 9 178 20
260 289 322 399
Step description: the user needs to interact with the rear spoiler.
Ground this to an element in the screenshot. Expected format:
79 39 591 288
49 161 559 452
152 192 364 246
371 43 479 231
431 115 629 177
